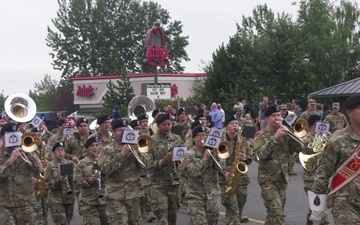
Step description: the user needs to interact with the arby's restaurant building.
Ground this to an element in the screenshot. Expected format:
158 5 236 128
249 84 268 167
72 73 206 113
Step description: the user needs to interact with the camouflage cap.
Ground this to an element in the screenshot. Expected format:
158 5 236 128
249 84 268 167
332 102 340 108
280 104 287 110
308 99 317 105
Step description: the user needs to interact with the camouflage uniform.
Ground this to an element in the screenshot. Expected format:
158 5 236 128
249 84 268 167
181 146 221 225
302 133 329 225
311 125 360 224
324 112 347 133
89 131 113 149
99 141 144 225
45 159 76 225
0 147 43 225
300 110 318 121
32 143 48 225
74 156 107 225
65 132 89 160
254 127 304 225
142 132 184 225
42 129 53 145
219 132 253 225
46 132 64 162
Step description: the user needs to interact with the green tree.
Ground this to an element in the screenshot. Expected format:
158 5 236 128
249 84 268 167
0 91 5 113
29 74 58 111
46 0 189 83
102 75 135 117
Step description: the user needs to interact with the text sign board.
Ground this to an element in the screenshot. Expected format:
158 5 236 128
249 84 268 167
146 83 171 101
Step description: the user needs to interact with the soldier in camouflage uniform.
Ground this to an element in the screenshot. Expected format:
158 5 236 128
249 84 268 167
181 125 221 225
74 136 107 225
0 123 43 225
39 121 53 145
301 115 329 225
324 103 348 133
219 114 253 224
129 119 156 222
142 113 184 225
311 95 360 225
31 127 48 225
99 118 144 225
138 113 155 136
46 118 67 162
149 109 163 135
65 117 90 163
45 141 76 225
89 115 113 149
300 99 318 121
254 104 304 225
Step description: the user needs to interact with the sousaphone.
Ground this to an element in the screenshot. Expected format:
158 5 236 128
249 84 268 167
128 95 156 125
5 93 37 123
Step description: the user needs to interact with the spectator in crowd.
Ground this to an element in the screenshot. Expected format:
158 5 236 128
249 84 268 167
274 99 282 105
291 99 303 118
171 84 178 100
217 103 225 123
259 97 269 129
242 99 253 117
113 105 121 119
209 102 222 129
315 103 323 118
321 104 331 121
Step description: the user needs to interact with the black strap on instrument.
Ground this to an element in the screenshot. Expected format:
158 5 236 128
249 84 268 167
226 133 238 165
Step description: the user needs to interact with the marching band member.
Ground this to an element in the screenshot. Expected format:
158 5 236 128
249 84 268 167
137 113 154 135
98 118 144 225
65 117 90 164
254 104 304 225
17 122 27 134
45 141 75 225
0 123 43 224
219 114 253 224
73 136 107 225
129 119 156 222
174 107 190 142
300 115 329 225
181 125 221 225
310 95 360 224
46 118 67 162
39 121 53 144
142 113 184 225
89 115 113 149
149 108 163 135
31 127 48 225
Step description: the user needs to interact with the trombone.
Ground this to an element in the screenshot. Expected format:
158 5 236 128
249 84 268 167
205 140 231 173
15 132 40 165
125 126 152 167
279 118 306 148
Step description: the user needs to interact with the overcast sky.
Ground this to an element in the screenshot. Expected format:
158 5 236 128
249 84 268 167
0 0 298 96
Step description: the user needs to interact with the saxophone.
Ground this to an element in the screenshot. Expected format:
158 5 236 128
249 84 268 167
36 141 46 201
224 136 248 196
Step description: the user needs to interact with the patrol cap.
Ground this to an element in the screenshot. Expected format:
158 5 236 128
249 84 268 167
111 118 128 130
156 113 172 124
57 118 66 126
177 107 186 116
224 114 237 127
0 123 17 136
192 125 206 138
280 104 287 110
84 136 99 148
332 103 340 109
308 114 321 127
129 119 141 129
76 118 88 127
152 109 163 118
345 94 360 110
97 115 110 125
31 127 41 133
308 99 316 105
52 141 65 152
137 113 149 121
264 104 281 117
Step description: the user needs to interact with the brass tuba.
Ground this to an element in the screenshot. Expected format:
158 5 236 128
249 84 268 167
128 95 156 125
4 93 37 123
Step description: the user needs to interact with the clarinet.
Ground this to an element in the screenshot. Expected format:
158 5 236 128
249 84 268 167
93 155 104 198
167 133 180 181
60 158 73 194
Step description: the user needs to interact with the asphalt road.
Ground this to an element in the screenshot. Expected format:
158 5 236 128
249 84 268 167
49 162 334 225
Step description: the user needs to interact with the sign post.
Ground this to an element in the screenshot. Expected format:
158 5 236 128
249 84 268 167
144 25 169 84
